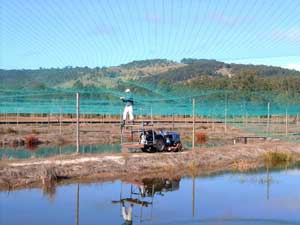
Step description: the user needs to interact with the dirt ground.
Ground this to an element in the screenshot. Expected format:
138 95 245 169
0 115 299 191
2 114 298 148
1 141 300 191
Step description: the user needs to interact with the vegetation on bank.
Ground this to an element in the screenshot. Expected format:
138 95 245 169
263 151 293 167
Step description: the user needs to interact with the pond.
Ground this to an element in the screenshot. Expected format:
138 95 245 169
1 168 300 225
0 142 224 160
0 144 121 159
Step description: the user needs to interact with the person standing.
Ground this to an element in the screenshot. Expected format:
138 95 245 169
120 89 134 126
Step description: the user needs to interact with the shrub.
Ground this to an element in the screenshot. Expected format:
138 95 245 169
7 127 17 134
31 129 40 134
25 135 40 150
196 132 207 144
264 151 292 167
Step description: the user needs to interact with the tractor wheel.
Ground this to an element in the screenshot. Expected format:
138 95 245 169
155 138 166 152
141 147 147 152
176 143 183 152
141 146 152 153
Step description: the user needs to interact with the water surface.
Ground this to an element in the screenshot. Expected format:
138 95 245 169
0 144 121 159
1 168 300 225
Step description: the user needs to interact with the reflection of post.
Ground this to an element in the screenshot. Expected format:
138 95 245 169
266 167 270 200
192 175 195 217
76 93 80 154
76 184 80 225
192 99 195 150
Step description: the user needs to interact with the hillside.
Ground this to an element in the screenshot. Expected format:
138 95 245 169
1 59 300 95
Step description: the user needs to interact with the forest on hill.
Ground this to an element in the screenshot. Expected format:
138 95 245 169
1 59 300 98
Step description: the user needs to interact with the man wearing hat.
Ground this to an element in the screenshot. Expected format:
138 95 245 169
120 89 134 126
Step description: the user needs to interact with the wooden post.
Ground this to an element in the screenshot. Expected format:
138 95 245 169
285 108 288 137
224 104 227 134
76 93 80 154
5 112 7 128
192 98 195 150
172 113 174 131
17 110 19 127
151 106 153 125
267 102 270 134
59 107 62 135
297 114 299 132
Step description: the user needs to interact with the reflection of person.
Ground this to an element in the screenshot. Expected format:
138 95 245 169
120 89 134 126
139 185 146 198
122 201 133 225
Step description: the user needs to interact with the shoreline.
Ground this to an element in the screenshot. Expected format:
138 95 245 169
1 141 300 191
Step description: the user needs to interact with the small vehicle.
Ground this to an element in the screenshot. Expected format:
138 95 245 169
139 130 182 153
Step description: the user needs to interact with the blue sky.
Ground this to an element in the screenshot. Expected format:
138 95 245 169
1 0 300 70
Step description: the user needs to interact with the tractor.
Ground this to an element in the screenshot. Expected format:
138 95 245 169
139 130 182 153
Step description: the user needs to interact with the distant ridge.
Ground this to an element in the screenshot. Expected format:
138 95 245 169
0 59 300 95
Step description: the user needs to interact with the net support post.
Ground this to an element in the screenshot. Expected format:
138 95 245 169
76 93 80 154
192 98 195 151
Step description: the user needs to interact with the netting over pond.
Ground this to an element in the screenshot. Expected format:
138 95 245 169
0 87 299 117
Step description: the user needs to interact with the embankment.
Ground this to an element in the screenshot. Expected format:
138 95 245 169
1 141 300 191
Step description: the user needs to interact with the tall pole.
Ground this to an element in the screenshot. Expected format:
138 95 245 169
224 104 227 134
151 106 153 125
76 93 80 154
267 102 270 134
17 110 19 127
192 98 195 151
172 113 174 131
59 107 62 135
285 108 288 137
224 92 228 134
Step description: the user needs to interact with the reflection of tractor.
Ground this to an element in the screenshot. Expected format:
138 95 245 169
112 176 181 223
140 177 180 197
139 130 182 153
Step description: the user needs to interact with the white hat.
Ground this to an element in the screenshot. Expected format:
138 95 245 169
125 88 130 93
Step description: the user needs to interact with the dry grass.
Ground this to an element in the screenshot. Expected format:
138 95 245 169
31 129 40 134
52 135 67 145
187 160 197 176
264 151 292 167
232 160 258 172
6 127 18 134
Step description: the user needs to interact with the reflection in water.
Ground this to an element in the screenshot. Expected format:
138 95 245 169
42 180 57 202
112 177 181 224
2 167 300 225
0 144 121 159
76 184 79 225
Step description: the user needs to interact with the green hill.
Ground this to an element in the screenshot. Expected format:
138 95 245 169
1 59 300 96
